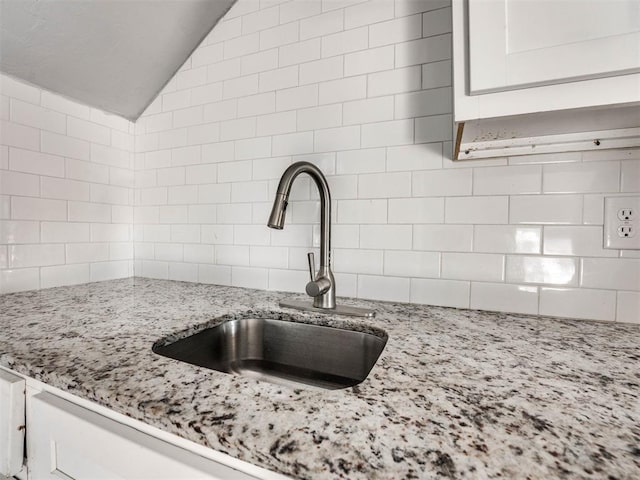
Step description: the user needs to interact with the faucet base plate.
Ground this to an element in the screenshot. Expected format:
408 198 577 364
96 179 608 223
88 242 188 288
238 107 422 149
279 300 375 318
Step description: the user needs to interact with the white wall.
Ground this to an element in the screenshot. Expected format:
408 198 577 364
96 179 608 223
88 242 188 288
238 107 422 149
133 0 639 323
0 74 135 293
2 0 638 324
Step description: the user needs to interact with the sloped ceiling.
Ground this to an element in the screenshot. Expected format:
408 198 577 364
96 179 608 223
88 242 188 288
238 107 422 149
0 0 235 120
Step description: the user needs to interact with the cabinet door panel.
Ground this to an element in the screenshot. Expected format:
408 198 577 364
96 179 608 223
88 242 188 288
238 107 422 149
469 0 640 93
29 392 257 480
0 369 25 477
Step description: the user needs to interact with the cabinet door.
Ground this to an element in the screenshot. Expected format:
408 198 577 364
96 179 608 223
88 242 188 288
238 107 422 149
28 392 257 480
468 0 640 93
0 369 25 477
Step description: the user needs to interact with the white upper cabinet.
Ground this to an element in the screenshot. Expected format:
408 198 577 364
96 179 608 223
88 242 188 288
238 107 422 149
468 0 640 94
453 0 640 121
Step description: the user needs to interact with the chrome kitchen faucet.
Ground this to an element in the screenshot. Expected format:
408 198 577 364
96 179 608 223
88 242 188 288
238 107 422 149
268 161 375 318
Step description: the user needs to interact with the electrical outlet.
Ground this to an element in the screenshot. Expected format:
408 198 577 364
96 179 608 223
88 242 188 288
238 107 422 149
604 196 640 249
618 208 634 221
617 225 635 237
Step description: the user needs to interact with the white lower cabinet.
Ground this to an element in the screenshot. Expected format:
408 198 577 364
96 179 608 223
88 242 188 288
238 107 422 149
0 369 26 478
27 392 255 480
0 368 288 480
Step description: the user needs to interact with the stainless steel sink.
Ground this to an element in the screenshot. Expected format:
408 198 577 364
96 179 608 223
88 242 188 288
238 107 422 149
153 318 387 390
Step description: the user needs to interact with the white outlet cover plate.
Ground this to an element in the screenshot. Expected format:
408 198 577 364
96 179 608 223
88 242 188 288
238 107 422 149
604 196 640 249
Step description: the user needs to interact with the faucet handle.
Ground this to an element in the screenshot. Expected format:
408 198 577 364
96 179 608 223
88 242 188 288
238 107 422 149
307 252 316 282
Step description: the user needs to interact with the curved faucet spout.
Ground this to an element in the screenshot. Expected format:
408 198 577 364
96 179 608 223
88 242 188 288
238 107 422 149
267 161 334 309
267 161 332 270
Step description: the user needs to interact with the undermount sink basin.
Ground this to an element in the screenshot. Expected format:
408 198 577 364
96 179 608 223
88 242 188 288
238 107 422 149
153 318 387 390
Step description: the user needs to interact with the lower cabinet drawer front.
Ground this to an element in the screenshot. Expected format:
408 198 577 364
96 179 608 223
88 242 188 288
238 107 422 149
29 392 257 480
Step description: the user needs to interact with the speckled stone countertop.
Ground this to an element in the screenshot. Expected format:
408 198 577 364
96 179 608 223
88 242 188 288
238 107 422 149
1 278 639 479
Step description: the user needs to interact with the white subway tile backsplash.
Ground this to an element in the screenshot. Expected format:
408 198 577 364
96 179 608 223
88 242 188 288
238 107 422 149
360 224 412 250
277 85 319 111
321 27 368 58
279 38 321 67
414 114 452 143
319 76 367 105
0 120 39 150
422 7 451 37
280 0 321 23
300 56 344 85
471 283 539 315
10 99 66 134
395 33 451 68
221 117 257 141
345 46 394 77
41 222 90 243
362 119 414 148
540 287 616 321
260 22 299 50
543 226 617 257
241 49 279 76
12 197 67 221
0 4 627 320
369 14 422 48
506 256 578 286
388 197 444 224
621 160 640 193
410 278 470 308
368 66 421 97
414 225 473 252
473 165 541 195
395 87 451 120
333 248 383 275
238 92 276 118
0 170 40 197
581 258 640 291
270 224 313 246
510 195 583 225
336 148 385 174
224 32 260 60
250 245 288 268
413 168 471 197
41 263 90 288
474 225 541 254
201 225 234 244
344 0 394 29
442 252 504 282
358 172 411 198
67 243 109 264
242 5 280 34
616 291 640 324
232 265 268 289
0 268 40 294
91 223 130 242
257 111 297 136
385 250 439 278
314 126 360 152
358 274 410 302
272 131 314 156
9 244 65 268
544 161 620 194
199 263 232 284
337 199 387 224
259 65 299 93
343 96 394 125
0 220 40 244
446 196 509 224
422 60 451 90
300 9 343 40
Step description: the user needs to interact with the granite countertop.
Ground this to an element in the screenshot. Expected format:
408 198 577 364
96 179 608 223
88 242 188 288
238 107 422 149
1 278 639 479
